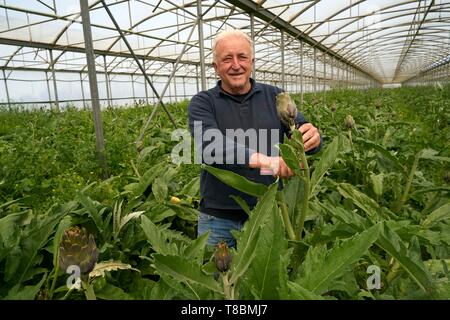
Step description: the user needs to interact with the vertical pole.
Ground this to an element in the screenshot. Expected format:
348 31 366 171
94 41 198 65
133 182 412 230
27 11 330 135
131 74 136 105
172 63 177 103
143 59 149 104
45 71 52 106
196 65 200 92
281 30 285 90
250 13 256 80
80 72 86 109
103 55 111 107
300 41 303 106
313 47 317 92
80 0 108 177
2 69 11 109
49 49 60 111
197 0 206 91
323 53 326 92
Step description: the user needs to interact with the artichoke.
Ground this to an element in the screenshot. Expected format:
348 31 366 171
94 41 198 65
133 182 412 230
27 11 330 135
214 241 232 273
330 102 337 113
344 114 355 129
276 92 297 128
59 226 99 280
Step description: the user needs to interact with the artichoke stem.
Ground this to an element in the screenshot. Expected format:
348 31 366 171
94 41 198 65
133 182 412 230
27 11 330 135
277 192 296 241
82 281 96 300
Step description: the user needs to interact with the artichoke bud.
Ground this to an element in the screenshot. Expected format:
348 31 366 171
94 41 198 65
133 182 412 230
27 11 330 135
330 103 337 113
344 115 355 129
375 98 382 110
59 226 99 280
214 241 232 273
276 92 297 128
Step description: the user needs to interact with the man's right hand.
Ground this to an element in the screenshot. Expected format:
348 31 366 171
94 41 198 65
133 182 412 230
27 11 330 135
249 153 294 178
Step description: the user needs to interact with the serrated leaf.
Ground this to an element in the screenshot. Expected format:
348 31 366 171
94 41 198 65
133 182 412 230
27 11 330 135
153 177 168 202
243 200 289 299
354 137 403 171
229 183 278 285
202 164 268 197
422 203 450 227
310 135 339 197
89 261 139 278
337 183 379 217
287 281 324 300
183 232 209 265
140 216 179 255
153 254 222 293
296 223 380 294
376 223 435 293
278 143 302 175
4 273 46 300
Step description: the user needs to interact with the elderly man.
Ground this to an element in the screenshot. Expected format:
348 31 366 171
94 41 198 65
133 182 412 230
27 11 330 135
188 29 322 247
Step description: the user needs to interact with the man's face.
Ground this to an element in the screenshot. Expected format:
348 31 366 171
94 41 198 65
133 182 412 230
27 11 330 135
213 36 254 95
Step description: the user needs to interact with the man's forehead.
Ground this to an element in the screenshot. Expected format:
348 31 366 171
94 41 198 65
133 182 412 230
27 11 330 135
215 37 251 53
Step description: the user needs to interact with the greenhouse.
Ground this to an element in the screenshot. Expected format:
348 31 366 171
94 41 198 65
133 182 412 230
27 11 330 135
0 0 449 302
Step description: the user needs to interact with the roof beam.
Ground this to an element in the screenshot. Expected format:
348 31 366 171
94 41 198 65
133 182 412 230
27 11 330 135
225 0 375 81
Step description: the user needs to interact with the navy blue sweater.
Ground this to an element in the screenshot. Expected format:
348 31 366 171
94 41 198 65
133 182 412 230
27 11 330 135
188 79 322 218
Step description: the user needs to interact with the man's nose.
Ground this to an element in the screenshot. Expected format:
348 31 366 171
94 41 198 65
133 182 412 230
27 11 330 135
231 56 240 68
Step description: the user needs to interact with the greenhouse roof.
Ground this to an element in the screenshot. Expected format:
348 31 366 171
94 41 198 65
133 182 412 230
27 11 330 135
0 0 449 87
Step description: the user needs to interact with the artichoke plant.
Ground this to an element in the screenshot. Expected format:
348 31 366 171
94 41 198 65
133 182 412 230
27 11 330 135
214 241 232 273
276 92 297 129
345 114 355 129
59 226 99 281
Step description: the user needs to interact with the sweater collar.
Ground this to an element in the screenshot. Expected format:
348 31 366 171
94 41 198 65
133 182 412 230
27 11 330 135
213 78 261 100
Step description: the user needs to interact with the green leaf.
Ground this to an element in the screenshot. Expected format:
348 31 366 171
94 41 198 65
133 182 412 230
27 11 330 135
129 162 167 197
52 215 73 267
376 223 435 293
243 199 289 299
153 254 222 293
230 183 278 285
337 183 379 217
370 173 384 197
278 143 301 175
5 204 71 283
202 164 268 197
287 281 324 300
77 193 103 233
140 216 178 255
94 283 133 300
420 149 450 162
354 137 403 171
422 203 450 227
296 223 380 294
152 177 168 202
230 195 251 216
183 232 209 265
310 135 339 197
181 177 200 197
4 273 47 300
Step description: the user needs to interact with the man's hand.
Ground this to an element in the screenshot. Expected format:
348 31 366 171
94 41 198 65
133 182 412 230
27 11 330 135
299 123 320 152
249 153 294 178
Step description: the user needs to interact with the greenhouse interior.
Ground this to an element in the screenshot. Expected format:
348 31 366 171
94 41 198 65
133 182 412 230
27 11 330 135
0 0 449 302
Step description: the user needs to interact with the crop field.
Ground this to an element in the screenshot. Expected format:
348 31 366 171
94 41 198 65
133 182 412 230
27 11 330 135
0 86 449 300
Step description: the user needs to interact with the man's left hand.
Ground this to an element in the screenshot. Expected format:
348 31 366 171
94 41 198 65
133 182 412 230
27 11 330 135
298 123 321 152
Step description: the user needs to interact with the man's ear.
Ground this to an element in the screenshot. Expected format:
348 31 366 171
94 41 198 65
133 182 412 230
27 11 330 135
212 62 218 72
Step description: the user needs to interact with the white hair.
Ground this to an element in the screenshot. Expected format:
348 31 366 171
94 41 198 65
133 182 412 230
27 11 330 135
212 29 254 63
